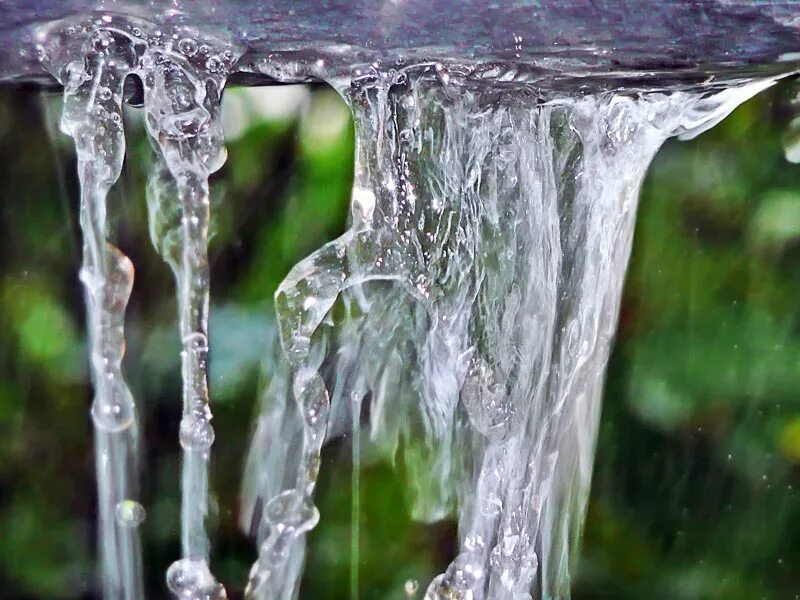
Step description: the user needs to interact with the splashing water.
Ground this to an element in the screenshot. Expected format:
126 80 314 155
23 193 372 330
39 14 240 599
241 66 774 600
33 10 783 599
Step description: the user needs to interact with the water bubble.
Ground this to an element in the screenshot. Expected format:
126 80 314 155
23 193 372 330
179 414 215 449
178 38 198 57
91 398 134 432
98 87 113 101
90 30 113 53
166 558 226 599
205 56 224 73
405 579 419 596
199 44 210 55
115 499 146 527
423 575 473 600
265 490 320 534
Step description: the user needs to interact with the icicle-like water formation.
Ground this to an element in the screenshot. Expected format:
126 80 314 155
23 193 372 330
40 20 144 600
141 31 236 600
39 14 239 599
241 66 774 600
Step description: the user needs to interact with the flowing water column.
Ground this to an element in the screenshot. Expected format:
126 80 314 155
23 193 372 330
244 68 422 600
242 61 779 600
141 36 239 599
425 83 780 600
41 21 145 599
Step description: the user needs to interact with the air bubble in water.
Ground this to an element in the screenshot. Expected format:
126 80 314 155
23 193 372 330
166 558 227 599
178 37 198 57
179 414 216 449
91 398 134 432
205 56 224 73
265 490 320 534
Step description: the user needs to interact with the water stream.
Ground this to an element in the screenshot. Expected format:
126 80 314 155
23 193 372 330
241 68 774 600
33 12 787 600
39 14 240 600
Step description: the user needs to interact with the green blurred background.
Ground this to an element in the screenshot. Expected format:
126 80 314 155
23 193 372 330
0 77 798 599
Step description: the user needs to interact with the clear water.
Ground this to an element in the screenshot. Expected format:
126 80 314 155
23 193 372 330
39 14 240 599
33 12 787 600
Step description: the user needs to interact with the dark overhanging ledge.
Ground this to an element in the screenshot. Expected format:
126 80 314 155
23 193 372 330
1 0 800 91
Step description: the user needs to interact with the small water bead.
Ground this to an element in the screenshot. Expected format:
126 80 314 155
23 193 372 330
97 86 113 101
91 398 134 432
445 554 483 590
90 30 113 53
199 44 210 55
205 56 224 73
115 499 146 527
405 579 419 596
178 37 198 57
179 414 215 449
423 575 473 600
265 490 320 534
166 557 227 599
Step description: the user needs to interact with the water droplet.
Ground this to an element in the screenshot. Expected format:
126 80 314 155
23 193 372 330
91 398 134 432
178 37 198 57
205 56 224 73
265 490 319 534
405 579 419 596
167 558 226 599
179 413 215 449
115 499 146 527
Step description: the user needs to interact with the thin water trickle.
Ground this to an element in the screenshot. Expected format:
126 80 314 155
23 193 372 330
39 13 240 599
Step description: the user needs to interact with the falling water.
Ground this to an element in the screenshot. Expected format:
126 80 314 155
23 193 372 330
30 10 787 600
39 17 143 600
241 66 775 600
38 14 239 599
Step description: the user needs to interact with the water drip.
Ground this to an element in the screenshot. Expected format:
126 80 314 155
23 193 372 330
38 13 241 599
26 8 794 600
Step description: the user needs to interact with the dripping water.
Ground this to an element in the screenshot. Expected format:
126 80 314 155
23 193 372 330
241 65 776 600
30 11 790 600
38 13 240 599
